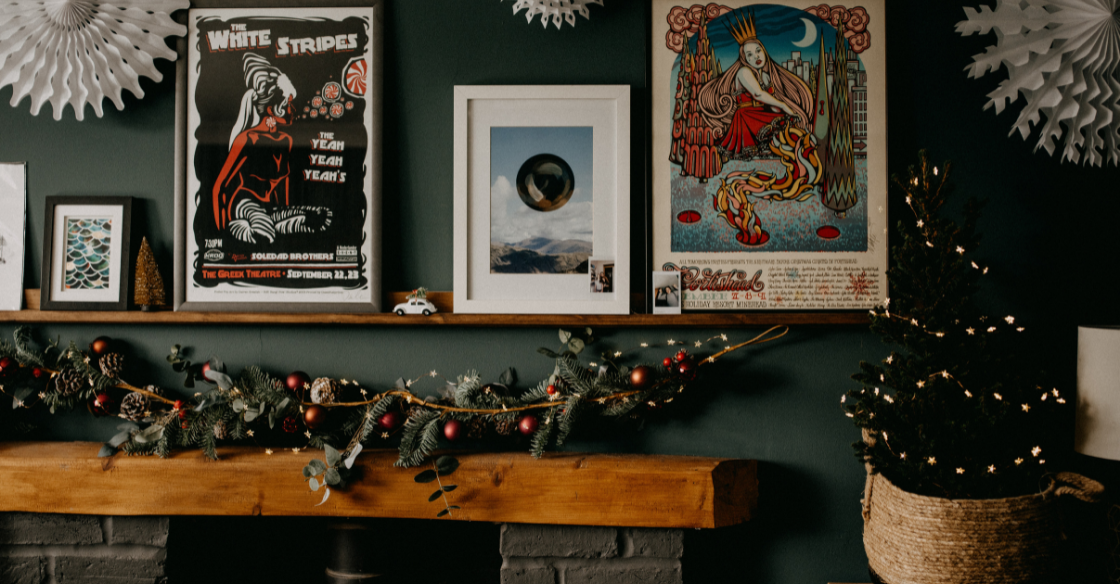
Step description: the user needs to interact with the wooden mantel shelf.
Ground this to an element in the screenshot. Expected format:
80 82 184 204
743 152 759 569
0 442 757 529
0 290 866 327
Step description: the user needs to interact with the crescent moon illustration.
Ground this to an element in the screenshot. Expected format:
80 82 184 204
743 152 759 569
793 18 818 48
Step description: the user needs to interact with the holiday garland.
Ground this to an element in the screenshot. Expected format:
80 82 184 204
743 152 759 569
0 325 787 503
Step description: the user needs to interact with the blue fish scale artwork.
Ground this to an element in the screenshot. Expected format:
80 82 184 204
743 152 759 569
64 218 113 290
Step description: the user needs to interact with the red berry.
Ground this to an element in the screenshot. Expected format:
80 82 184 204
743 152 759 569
518 415 539 436
546 384 557 395
95 393 109 406
31 368 43 379
443 419 464 441
178 409 187 419
0 356 13 370
675 351 688 362
173 400 184 411
663 357 673 368
181 423 189 429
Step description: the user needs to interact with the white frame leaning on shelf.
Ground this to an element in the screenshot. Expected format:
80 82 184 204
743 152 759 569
0 163 27 311
173 0 383 313
453 85 631 315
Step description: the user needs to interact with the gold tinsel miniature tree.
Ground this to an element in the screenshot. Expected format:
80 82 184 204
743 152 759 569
134 237 166 311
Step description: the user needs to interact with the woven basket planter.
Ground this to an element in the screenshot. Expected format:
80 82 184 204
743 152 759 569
862 469 1103 584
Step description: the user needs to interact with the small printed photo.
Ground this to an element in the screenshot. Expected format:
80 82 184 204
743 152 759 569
652 271 682 315
589 259 614 294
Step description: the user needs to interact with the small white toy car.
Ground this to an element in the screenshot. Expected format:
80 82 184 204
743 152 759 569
393 298 437 316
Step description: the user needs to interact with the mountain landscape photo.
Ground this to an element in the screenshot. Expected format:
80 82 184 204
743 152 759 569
490 237 591 274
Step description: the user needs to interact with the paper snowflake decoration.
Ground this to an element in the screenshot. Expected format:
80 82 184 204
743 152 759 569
958 1 1120 166
504 0 605 29
0 0 188 120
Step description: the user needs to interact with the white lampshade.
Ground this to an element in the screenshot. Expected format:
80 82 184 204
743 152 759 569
1076 326 1120 459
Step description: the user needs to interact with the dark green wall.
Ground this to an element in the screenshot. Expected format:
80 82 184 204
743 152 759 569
2 2 1115 582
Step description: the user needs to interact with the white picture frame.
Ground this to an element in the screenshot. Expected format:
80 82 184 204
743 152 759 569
0 163 27 311
453 85 631 315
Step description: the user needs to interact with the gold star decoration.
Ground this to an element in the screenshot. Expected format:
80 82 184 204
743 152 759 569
916 381 925 388
304 431 312 438
988 465 996 473
1015 458 1024 465
430 370 438 377
247 430 255 437
614 351 622 358
994 393 1003 400
1005 316 1015 324
1032 446 1042 457
900 452 907 460
917 219 924 228
966 328 976 335
265 449 273 455
720 334 728 341
381 432 389 439
1021 404 1030 412
667 339 677 346
956 468 965 475
886 356 893 364
291 447 300 454
956 246 965 254
927 457 937 465
694 341 702 348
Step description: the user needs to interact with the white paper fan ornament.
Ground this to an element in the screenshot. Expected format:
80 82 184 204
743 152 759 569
957 0 1120 166
504 0 605 29
0 0 188 121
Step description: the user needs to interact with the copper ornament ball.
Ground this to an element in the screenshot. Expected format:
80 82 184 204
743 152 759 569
304 404 328 430
89 337 112 356
629 365 655 390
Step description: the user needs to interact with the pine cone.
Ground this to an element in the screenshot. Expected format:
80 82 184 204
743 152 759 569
310 377 338 404
99 352 125 378
467 417 487 439
55 369 85 396
213 420 229 440
118 386 162 421
119 393 149 421
494 417 516 436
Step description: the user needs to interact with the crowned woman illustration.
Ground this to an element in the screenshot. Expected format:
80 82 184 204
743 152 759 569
696 11 824 246
213 53 332 245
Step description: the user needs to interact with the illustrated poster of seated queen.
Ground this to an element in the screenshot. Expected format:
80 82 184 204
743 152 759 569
652 1 886 311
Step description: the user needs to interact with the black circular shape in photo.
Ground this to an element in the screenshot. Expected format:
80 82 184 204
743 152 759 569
515 153 575 212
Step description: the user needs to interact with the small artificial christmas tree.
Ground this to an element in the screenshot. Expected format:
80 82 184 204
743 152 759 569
845 151 1065 499
134 237 167 311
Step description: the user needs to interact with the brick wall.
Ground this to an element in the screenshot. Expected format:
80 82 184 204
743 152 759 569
0 514 167 584
500 524 683 584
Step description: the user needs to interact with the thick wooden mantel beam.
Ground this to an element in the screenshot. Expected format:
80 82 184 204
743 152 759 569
0 442 756 529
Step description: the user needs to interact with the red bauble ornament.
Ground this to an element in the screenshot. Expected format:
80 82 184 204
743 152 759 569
629 365 655 390
377 411 402 430
443 419 464 442
677 358 697 379
94 393 110 406
0 356 13 370
675 350 688 362
286 371 311 393
304 405 327 430
546 384 557 395
89 337 112 356
518 415 539 436
662 357 673 368
173 399 184 411
31 367 43 379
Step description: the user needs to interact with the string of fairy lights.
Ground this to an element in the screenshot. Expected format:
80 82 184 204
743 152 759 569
846 162 1063 478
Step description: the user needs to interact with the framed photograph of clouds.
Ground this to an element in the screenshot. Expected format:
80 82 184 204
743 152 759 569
453 86 631 314
39 196 132 311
